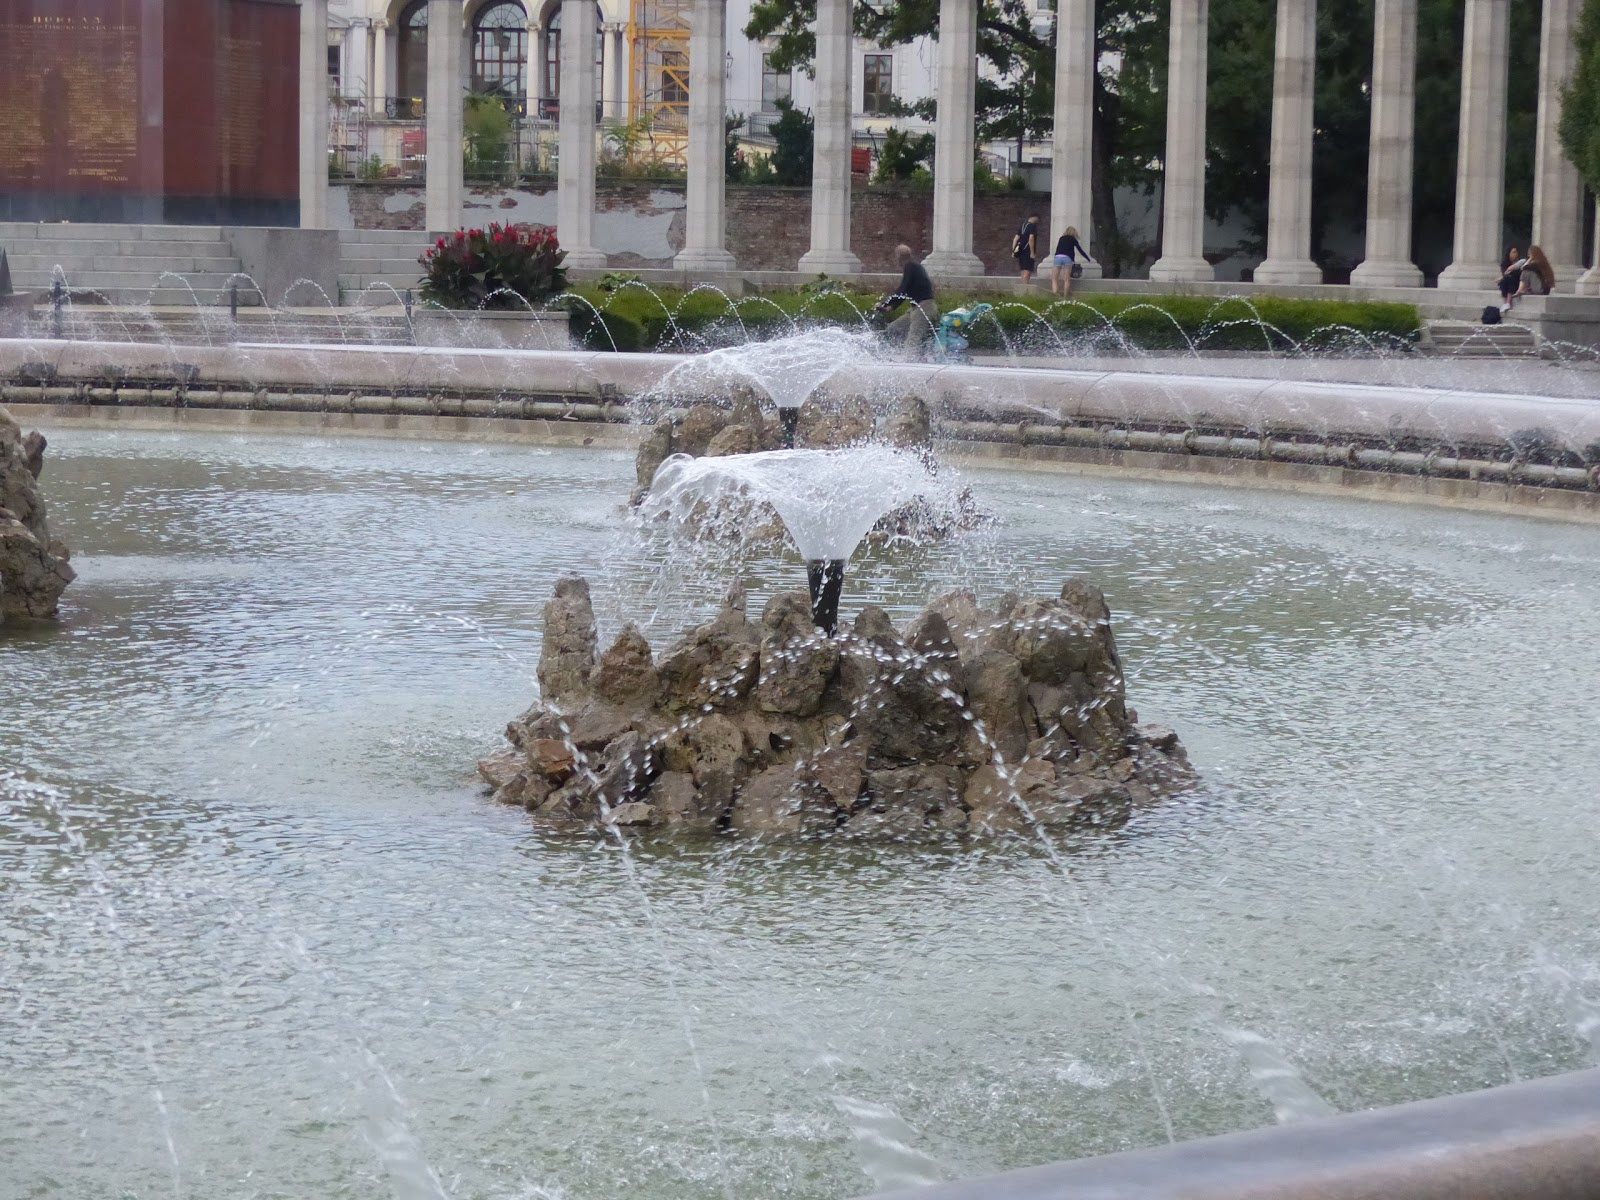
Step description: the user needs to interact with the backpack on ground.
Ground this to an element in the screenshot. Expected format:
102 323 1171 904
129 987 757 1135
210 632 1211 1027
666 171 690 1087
1481 304 1502 325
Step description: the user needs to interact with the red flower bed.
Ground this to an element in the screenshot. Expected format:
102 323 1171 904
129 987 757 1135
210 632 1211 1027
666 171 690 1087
418 223 568 310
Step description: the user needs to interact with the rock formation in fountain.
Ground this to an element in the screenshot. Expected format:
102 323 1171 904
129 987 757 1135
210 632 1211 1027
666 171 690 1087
0 406 74 628
478 576 1195 836
631 386 987 543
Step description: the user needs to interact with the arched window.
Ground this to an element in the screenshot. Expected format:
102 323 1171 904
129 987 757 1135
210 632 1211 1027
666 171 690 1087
473 1 528 97
397 0 429 111
541 4 604 101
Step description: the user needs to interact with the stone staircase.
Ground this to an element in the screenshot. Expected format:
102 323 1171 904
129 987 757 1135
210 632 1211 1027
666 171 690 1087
0 222 261 306
338 229 429 304
1420 319 1542 358
13 306 413 346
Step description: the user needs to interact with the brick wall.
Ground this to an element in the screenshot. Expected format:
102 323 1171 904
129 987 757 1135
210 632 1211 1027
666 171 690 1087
338 181 1050 276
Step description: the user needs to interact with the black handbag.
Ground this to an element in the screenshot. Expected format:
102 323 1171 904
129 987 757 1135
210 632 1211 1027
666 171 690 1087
1070 263 1084 279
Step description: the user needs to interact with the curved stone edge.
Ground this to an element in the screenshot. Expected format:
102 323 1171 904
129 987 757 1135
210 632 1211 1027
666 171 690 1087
859 1068 1600 1200
3 337 1598 463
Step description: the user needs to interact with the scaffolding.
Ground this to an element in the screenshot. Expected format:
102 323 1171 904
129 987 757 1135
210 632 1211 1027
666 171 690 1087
626 0 691 166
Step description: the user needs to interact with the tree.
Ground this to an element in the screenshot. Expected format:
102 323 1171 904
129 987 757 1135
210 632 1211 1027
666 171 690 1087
769 98 816 185
1560 0 1600 192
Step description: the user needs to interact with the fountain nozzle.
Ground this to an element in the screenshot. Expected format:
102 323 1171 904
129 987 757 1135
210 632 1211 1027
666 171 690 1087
779 407 799 449
806 559 846 635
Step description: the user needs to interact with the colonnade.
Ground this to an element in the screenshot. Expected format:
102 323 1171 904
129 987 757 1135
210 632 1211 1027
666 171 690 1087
300 0 1597 292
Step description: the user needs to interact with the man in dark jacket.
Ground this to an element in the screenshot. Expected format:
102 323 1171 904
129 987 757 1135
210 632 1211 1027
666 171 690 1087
879 244 939 355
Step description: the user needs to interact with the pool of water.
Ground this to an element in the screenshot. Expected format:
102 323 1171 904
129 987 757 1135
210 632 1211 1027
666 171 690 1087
4 428 1600 1200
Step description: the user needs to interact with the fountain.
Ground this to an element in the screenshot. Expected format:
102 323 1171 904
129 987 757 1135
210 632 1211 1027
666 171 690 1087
6 305 1600 1197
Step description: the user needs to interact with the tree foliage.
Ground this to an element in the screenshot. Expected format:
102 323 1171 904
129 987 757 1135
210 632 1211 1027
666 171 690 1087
1560 0 1600 192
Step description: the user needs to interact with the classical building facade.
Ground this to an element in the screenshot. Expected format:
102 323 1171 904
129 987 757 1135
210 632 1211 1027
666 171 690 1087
300 0 1599 291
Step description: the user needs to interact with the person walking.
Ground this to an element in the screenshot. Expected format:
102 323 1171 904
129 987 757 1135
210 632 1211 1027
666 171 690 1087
1013 213 1041 285
878 244 939 356
1050 226 1093 297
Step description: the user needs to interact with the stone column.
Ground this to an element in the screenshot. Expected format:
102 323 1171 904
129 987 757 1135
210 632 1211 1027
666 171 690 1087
674 0 737 270
611 27 628 121
1254 0 1320 284
799 0 861 273
600 22 621 123
1049 0 1099 278
1437 0 1510 289
558 0 606 266
1351 0 1421 287
924 0 984 275
425 0 465 233
527 16 541 119
1577 210 1600 294
1149 0 1212 281
299 0 330 229
1533 0 1583 289
373 20 389 111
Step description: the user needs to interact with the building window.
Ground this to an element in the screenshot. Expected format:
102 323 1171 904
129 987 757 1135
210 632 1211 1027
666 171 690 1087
543 4 605 101
660 49 688 106
397 0 428 106
474 1 528 98
862 53 893 115
327 45 341 91
761 52 790 112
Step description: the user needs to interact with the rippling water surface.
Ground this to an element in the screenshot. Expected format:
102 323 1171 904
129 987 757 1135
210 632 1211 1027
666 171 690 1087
5 428 1600 1200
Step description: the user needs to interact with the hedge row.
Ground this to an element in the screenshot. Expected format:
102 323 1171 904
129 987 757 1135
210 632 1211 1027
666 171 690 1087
556 284 1421 355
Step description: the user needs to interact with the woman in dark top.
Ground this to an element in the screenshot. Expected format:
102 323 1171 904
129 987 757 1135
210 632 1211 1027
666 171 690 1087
1014 215 1041 284
1051 226 1093 296
1498 245 1524 304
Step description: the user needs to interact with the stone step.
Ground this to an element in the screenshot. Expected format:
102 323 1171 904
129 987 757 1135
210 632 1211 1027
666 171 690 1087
24 285 265 307
0 221 228 242
339 273 425 294
336 256 427 273
26 311 414 346
1420 320 1541 357
6 254 247 276
340 239 431 259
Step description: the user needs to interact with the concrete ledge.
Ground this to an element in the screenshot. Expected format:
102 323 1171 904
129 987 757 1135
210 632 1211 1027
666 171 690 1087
864 1068 1600 1200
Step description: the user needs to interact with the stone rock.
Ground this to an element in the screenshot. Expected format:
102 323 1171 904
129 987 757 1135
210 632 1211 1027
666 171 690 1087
704 424 759 458
661 712 747 783
478 746 526 792
529 737 577 780
729 385 765 432
656 607 760 710
726 765 837 835
592 624 660 708
756 592 839 717
648 770 716 827
883 394 932 449
537 576 598 704
590 729 660 806
961 649 1031 764
482 576 1195 838
674 403 730 457
795 389 874 449
635 417 674 490
0 407 73 627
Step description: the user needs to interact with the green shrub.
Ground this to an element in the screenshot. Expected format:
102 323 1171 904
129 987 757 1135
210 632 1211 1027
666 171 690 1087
419 223 567 310
555 284 1418 355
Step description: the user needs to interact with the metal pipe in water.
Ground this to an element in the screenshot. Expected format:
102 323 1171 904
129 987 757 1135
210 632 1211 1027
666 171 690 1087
779 407 799 449
806 559 846 635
